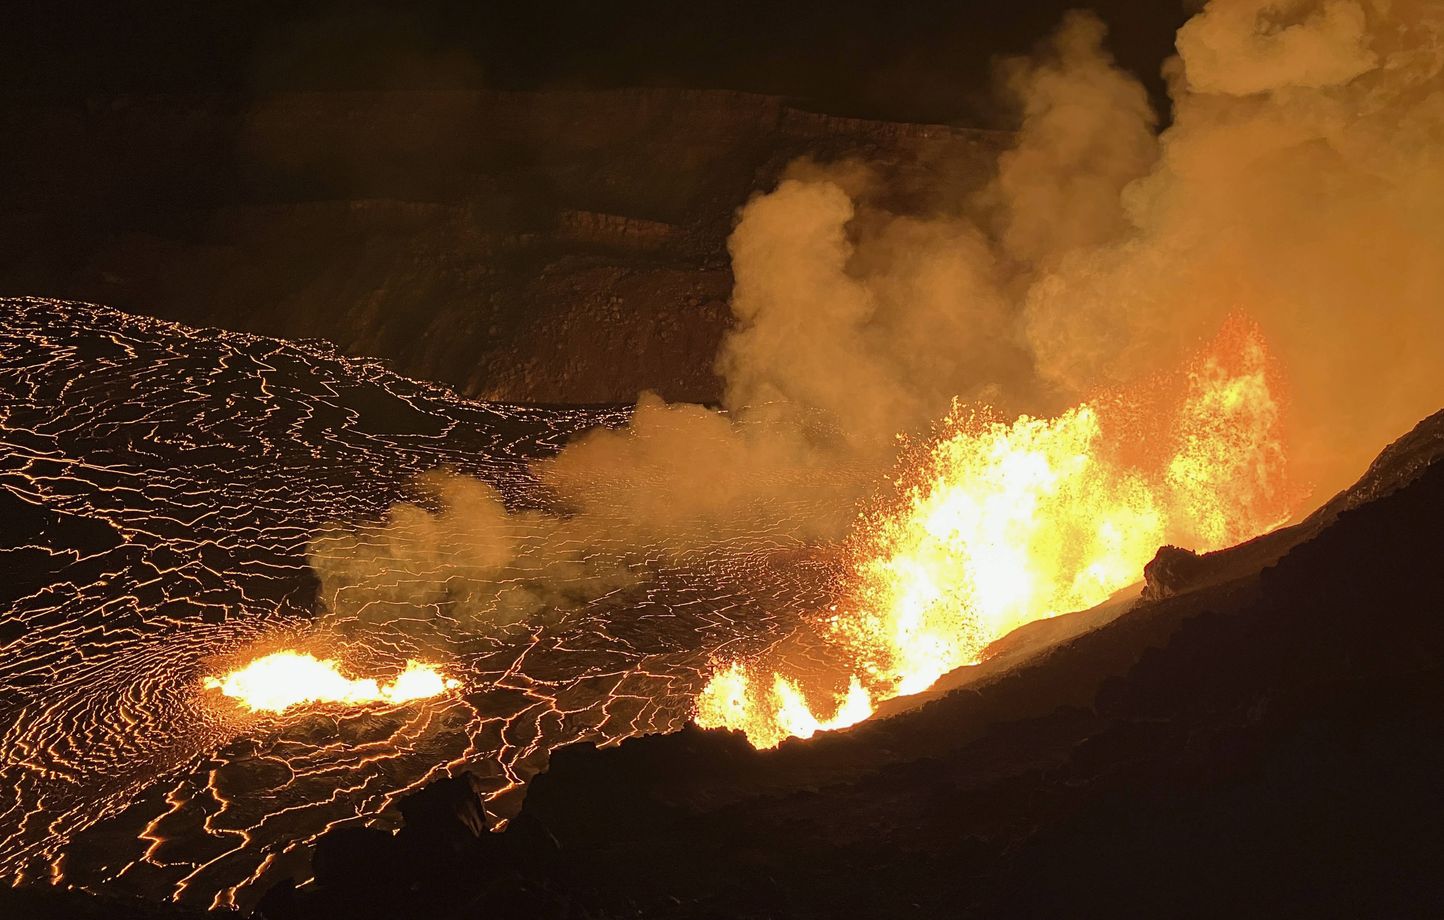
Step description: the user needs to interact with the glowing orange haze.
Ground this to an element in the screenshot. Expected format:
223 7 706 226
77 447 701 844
696 321 1297 748
204 651 460 713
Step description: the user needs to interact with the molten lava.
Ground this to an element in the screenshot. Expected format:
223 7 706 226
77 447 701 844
696 322 1296 748
203 651 460 714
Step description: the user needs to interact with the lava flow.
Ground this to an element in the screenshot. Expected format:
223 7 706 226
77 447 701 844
697 321 1297 748
0 298 832 908
203 651 461 713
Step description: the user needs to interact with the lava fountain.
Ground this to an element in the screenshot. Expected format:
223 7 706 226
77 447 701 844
204 651 460 714
697 320 1298 748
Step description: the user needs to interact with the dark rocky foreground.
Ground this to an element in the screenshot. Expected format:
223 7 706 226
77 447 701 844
0 89 1005 406
11 409 1438 919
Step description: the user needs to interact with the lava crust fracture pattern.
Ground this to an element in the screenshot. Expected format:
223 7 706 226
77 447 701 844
0 298 825 909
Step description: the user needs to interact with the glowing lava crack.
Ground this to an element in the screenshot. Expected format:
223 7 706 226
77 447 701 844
204 652 460 713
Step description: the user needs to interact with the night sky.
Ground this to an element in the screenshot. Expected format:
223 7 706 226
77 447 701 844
4 1 1190 124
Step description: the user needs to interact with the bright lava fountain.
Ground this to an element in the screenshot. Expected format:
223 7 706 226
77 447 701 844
696 320 1297 748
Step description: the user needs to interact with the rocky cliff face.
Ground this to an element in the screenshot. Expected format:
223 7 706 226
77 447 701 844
0 89 1007 404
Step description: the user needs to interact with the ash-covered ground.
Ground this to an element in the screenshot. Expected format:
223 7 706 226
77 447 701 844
0 297 839 910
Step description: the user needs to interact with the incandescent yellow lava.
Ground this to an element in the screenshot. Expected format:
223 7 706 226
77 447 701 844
697 321 1296 748
203 651 460 713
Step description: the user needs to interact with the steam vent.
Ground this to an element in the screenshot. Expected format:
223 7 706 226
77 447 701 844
4 2 1444 918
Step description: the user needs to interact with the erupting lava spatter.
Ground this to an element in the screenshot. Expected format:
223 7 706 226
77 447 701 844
696 322 1297 748
204 652 460 713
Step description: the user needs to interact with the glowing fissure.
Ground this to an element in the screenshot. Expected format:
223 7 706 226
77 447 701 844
203 651 460 714
696 324 1295 748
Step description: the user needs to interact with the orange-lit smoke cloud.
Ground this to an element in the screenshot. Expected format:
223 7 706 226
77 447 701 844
1024 0 1444 494
309 1 1444 656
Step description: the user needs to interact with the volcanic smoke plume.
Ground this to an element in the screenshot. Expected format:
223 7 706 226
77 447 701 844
306 0 1444 745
